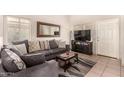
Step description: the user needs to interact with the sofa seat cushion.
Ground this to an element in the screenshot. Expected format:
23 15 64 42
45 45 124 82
21 53 46 67
29 50 51 56
11 60 58 77
50 48 66 54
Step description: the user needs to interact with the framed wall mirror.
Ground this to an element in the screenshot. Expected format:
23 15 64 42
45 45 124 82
37 21 60 37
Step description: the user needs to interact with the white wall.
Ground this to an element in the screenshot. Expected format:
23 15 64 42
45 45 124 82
120 16 124 66
11 15 70 44
0 15 3 49
70 15 119 25
0 15 3 37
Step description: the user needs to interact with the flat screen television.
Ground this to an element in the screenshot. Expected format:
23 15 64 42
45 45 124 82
74 30 91 41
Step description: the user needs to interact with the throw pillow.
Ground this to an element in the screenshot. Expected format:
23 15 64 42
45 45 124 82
28 41 41 53
14 44 27 55
12 40 29 53
10 48 22 56
21 53 46 67
49 40 58 49
59 41 66 48
39 41 45 50
2 44 23 56
1 49 26 72
55 40 60 46
44 40 50 50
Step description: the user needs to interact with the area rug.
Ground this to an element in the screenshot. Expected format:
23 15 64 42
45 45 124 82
58 58 96 77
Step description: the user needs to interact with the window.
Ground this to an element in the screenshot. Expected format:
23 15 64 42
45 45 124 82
5 16 31 43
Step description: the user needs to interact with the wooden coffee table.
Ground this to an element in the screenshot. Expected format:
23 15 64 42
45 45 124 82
56 52 79 72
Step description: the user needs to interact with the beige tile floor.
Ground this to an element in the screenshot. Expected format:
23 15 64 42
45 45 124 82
76 53 122 77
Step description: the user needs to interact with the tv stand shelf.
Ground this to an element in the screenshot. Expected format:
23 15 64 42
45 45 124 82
71 40 93 55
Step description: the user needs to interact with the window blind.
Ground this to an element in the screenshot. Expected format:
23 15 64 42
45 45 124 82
6 16 31 43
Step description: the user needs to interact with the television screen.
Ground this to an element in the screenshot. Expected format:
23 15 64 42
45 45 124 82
74 30 91 41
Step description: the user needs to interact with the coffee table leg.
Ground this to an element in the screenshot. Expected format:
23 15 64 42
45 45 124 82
64 61 73 72
64 61 67 72
56 57 58 61
75 54 79 63
77 55 79 63
64 68 66 72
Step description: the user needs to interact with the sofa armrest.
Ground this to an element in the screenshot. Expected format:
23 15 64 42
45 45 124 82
0 63 12 77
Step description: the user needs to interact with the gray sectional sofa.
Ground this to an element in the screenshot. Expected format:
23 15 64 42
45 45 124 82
12 40 67 61
0 40 68 77
0 59 58 77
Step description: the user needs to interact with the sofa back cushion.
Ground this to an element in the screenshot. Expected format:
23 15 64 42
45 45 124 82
21 53 45 67
1 49 26 72
28 41 41 53
39 41 45 50
49 40 58 49
12 40 29 53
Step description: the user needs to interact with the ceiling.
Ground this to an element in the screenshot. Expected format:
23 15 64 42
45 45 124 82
69 15 120 25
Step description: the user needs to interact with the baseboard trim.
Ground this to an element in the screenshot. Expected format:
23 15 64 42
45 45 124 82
97 54 118 59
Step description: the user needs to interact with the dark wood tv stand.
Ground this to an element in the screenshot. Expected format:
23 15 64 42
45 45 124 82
71 40 93 55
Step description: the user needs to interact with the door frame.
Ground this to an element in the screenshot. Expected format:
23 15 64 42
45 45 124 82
95 18 119 59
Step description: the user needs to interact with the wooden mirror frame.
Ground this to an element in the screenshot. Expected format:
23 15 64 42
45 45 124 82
37 21 60 37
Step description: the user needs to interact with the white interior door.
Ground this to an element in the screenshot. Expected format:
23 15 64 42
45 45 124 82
97 19 119 58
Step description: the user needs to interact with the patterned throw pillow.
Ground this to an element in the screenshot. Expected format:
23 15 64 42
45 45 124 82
14 44 27 55
28 41 41 53
58 41 66 48
12 40 29 53
1 49 26 72
44 40 50 50
2 45 22 56
55 40 60 46
39 41 45 50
